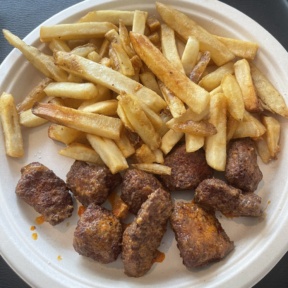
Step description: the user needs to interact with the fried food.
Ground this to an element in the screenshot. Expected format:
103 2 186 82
15 162 73 225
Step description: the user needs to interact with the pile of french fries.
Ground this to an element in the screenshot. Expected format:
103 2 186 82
0 2 287 174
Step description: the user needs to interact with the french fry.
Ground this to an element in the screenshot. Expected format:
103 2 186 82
44 82 98 99
132 10 148 34
205 93 227 171
114 129 135 158
117 93 161 150
221 74 245 121
189 51 211 83
119 20 136 58
181 36 200 76
131 163 171 175
261 116 280 159
116 102 135 132
135 144 157 163
105 29 121 44
48 124 86 145
17 78 52 112
70 43 96 57
161 129 183 154
147 17 161 32
3 29 68 82
226 114 239 142
80 99 118 116
185 134 204 152
87 51 101 63
40 22 118 42
161 24 185 73
250 63 288 118
156 2 235 66
198 62 234 91
255 138 272 164
158 81 186 118
110 42 135 76
139 71 162 96
19 109 48 128
215 35 258 60
234 59 260 112
78 10 135 26
0 92 24 157
130 32 210 115
87 134 128 174
168 119 217 137
54 51 166 113
59 142 104 164
32 102 122 140
48 39 71 52
232 111 266 139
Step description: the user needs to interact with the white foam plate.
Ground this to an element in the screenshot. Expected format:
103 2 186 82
1 0 288 287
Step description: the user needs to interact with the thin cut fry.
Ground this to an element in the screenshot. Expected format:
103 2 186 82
44 82 98 99
0 92 24 157
161 129 183 155
185 134 204 152
130 32 210 114
132 10 148 34
131 163 171 175
32 102 122 140
181 36 200 76
87 134 128 174
3 29 68 82
19 109 48 127
40 22 118 42
189 51 211 83
80 100 118 116
59 142 104 164
205 93 227 171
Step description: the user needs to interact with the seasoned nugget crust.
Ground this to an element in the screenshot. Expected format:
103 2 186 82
194 178 263 217
121 169 163 214
122 188 173 277
73 204 122 264
170 201 234 268
15 162 73 226
66 161 122 207
159 145 214 191
225 138 263 192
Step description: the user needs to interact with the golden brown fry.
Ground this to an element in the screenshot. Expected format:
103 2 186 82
48 124 85 145
119 20 136 58
135 144 157 163
226 114 239 142
261 116 280 159
0 92 24 157
48 39 71 53
169 119 217 137
87 134 128 174
54 51 166 112
221 74 245 121
234 59 260 112
189 51 211 83
17 78 52 112
44 82 98 99
147 17 161 32
19 109 48 128
130 32 210 114
80 99 118 116
161 24 185 73
156 2 235 65
250 63 288 117
205 93 227 171
139 71 162 96
181 36 200 76
78 10 135 25
117 93 161 150
160 129 183 155
233 111 266 139
185 134 204 152
114 129 135 158
132 10 148 34
40 22 118 42
198 62 234 91
158 81 186 118
255 138 271 164
131 163 171 175
32 102 122 140
215 35 258 60
59 142 104 164
3 29 68 82
70 43 96 57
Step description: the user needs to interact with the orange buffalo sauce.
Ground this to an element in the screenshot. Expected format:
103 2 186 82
78 205 86 217
35 215 45 225
153 250 165 263
31 233 38 240
108 191 129 219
